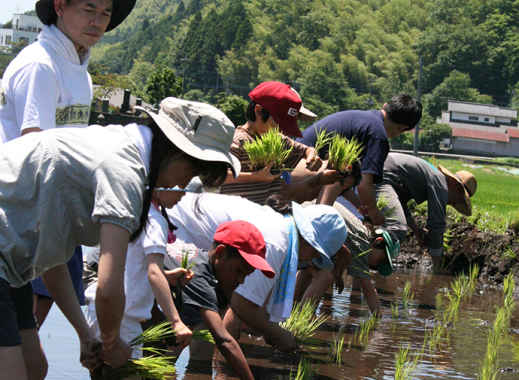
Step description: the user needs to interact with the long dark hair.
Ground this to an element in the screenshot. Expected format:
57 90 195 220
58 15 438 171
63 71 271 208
130 119 229 241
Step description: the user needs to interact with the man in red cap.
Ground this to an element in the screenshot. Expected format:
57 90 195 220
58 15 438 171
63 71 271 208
220 81 323 205
168 220 274 380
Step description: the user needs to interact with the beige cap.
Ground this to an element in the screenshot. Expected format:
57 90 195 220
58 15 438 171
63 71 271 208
438 165 477 216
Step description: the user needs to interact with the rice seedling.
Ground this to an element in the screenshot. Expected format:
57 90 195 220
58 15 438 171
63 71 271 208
291 356 313 380
479 274 515 380
313 127 333 155
330 331 345 365
116 323 214 379
376 195 396 219
193 329 215 344
243 128 293 171
353 313 378 346
394 344 419 380
128 355 176 380
280 300 328 343
327 135 363 173
180 249 193 270
130 321 176 347
391 302 400 319
401 281 414 312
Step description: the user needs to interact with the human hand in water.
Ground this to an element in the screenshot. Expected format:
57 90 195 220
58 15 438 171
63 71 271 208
101 336 131 368
265 327 298 352
172 320 193 350
79 334 102 370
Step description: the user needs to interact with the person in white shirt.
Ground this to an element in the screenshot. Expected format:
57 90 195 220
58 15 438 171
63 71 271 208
0 0 137 339
85 202 195 360
167 191 348 352
0 97 240 380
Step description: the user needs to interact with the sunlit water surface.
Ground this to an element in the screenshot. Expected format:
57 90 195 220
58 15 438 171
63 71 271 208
41 269 519 379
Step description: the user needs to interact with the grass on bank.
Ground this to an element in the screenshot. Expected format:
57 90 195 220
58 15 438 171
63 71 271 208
429 158 519 233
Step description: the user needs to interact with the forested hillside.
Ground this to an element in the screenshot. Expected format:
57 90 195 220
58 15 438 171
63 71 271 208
89 0 519 147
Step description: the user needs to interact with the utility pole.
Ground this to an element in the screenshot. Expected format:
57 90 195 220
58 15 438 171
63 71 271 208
413 55 423 156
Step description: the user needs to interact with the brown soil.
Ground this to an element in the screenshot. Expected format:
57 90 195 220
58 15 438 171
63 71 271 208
396 215 519 286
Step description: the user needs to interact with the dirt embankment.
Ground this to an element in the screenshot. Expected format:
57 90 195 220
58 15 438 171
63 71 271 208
396 216 519 286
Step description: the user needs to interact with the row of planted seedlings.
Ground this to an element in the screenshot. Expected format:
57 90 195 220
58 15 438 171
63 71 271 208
392 264 493 380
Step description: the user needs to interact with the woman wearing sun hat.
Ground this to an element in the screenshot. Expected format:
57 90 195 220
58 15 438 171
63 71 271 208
0 0 137 338
0 97 240 379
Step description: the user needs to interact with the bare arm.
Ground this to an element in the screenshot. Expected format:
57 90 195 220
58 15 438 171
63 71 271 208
223 165 278 185
42 264 101 370
229 293 297 352
146 254 192 349
202 309 254 380
358 277 380 315
21 127 42 135
95 223 131 367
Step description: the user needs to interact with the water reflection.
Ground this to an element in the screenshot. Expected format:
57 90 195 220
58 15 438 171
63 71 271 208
40 270 519 380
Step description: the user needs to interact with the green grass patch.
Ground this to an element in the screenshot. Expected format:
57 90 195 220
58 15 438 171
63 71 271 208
428 158 519 233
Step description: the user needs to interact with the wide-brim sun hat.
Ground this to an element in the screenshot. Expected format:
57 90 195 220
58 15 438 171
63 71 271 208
438 165 477 216
291 202 348 270
36 0 136 32
136 97 241 178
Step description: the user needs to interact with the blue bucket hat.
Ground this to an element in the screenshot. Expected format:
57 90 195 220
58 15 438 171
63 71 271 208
291 202 348 270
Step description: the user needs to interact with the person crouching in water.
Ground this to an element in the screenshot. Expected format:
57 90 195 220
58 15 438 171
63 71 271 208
167 220 274 380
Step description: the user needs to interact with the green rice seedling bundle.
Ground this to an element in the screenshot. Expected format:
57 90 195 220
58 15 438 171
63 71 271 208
116 323 215 379
243 128 293 171
292 356 313 380
314 128 333 156
280 300 328 343
327 135 363 173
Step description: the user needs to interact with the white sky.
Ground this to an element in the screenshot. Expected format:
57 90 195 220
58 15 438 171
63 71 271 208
0 0 37 24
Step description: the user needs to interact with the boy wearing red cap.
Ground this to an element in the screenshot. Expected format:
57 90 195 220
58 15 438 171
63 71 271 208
169 220 274 380
220 81 322 205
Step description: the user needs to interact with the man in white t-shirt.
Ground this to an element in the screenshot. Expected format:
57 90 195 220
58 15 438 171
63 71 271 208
0 0 135 141
168 192 348 352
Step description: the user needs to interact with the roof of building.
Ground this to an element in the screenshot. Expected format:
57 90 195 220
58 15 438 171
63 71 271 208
451 126 509 142
507 127 519 139
448 100 517 119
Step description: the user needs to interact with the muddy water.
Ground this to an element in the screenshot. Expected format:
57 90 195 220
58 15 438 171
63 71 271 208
41 269 519 380
182 269 519 380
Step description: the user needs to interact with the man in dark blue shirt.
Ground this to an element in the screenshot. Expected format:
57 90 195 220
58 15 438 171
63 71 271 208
300 94 422 225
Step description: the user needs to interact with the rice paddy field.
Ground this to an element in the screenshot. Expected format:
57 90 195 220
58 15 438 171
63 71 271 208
39 155 519 380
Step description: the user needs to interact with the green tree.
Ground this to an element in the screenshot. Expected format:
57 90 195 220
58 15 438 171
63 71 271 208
423 70 492 118
144 66 182 105
215 93 248 126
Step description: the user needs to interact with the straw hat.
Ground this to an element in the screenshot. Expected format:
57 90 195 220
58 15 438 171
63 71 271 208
438 165 477 216
137 97 241 178
36 0 136 32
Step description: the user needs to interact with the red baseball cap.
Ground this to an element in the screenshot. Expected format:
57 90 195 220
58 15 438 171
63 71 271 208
213 220 275 278
249 81 304 137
